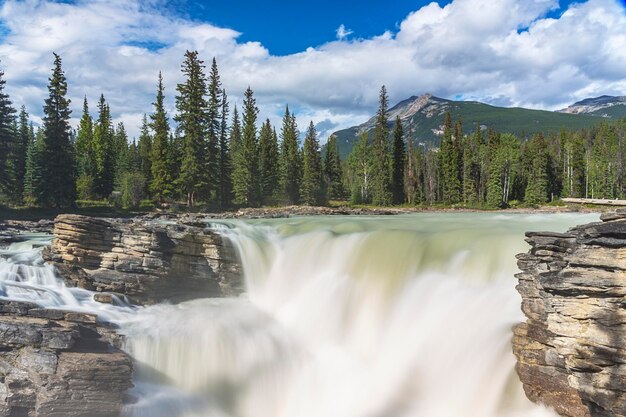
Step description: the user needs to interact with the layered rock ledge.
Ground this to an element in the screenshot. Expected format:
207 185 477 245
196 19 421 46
44 214 242 304
514 210 626 416
0 300 132 417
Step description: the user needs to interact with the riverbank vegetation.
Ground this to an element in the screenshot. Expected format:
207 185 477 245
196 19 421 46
0 52 625 211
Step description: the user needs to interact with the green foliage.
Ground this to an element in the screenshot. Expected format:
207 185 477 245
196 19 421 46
175 50 208 206
346 133 372 204
75 97 96 179
258 119 279 203
38 53 76 208
23 124 39 205
279 106 302 204
0 64 16 199
391 116 405 204
76 173 96 200
120 172 147 209
93 95 115 198
149 72 174 201
524 134 549 206
217 89 233 208
233 87 260 206
301 121 326 206
370 85 392 205
323 134 344 200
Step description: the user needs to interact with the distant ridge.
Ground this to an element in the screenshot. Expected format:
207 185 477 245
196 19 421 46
331 94 614 159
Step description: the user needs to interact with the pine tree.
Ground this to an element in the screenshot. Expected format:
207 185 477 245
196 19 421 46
440 112 462 204
0 64 16 198
233 87 260 206
217 89 233 208
258 119 279 203
13 106 30 201
206 57 222 203
113 122 130 188
370 85 392 205
229 106 242 175
75 97 96 181
391 116 405 204
137 114 152 189
323 134 344 200
38 53 75 207
524 133 549 205
175 50 208 207
347 133 371 204
462 124 482 205
23 124 39 204
301 121 325 206
149 72 173 201
279 106 302 204
92 95 115 198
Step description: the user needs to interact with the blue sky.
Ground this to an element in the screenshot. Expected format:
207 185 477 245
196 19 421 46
0 0 625 140
177 0 584 55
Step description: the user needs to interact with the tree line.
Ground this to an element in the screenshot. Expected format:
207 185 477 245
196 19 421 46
0 52 625 210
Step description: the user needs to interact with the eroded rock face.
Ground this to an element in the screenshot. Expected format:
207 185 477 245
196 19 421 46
44 214 242 304
514 211 626 417
0 300 132 417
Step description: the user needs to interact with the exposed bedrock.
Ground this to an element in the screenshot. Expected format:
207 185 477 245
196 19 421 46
44 214 242 304
514 210 626 417
0 300 132 417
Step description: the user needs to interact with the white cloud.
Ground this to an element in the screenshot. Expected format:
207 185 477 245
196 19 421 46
336 24 353 40
0 0 624 142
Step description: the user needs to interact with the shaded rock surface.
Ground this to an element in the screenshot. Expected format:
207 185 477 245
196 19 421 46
514 209 626 417
44 214 242 304
0 300 132 417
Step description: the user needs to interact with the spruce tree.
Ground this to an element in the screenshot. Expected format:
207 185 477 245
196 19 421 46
217 89 233 208
137 114 152 189
462 124 482 205
75 97 96 180
113 122 130 188
206 57 222 202
229 106 242 175
323 134 344 200
258 119 279 203
347 133 371 204
233 87 260 206
23 124 39 204
149 72 173 201
524 133 549 205
14 106 30 201
92 95 115 198
440 112 462 204
301 121 326 206
391 116 405 204
371 85 392 205
0 64 16 198
38 53 75 207
175 50 208 207
279 106 302 204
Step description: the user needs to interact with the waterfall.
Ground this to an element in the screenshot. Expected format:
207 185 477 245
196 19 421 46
0 213 599 417
119 213 598 417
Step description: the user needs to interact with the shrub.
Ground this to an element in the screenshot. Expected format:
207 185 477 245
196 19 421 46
76 174 95 200
120 172 146 209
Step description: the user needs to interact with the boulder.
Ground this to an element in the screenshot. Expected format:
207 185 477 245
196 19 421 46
44 214 243 304
0 300 132 417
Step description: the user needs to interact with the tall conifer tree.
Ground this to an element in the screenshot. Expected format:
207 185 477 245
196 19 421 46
0 64 16 198
301 121 325 205
233 87 260 206
149 72 173 201
391 116 405 204
279 106 302 204
371 85 392 205
323 134 344 200
217 89 233 208
175 50 208 206
38 53 75 207
258 119 279 203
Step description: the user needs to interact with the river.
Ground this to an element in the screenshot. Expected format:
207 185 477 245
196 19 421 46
0 212 599 417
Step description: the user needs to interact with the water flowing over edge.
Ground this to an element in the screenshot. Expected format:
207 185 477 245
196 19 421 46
0 213 600 417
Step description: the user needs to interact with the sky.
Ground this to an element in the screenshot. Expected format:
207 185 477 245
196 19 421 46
0 0 625 141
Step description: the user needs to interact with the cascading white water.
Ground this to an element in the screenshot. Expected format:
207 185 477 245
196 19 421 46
119 212 600 417
0 213 600 417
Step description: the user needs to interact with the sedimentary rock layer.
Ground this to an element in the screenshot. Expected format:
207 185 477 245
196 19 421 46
0 300 132 417
514 210 626 417
45 214 242 304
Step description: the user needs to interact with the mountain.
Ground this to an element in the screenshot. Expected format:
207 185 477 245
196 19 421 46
331 94 612 159
558 95 626 117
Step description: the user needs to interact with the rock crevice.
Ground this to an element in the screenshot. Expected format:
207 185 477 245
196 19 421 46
514 211 626 417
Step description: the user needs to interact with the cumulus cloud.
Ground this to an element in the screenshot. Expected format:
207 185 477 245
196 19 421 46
0 0 624 142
